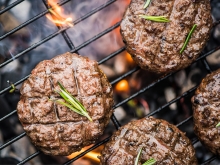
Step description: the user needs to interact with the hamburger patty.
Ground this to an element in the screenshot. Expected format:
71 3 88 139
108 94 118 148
121 0 212 74
17 52 114 155
192 69 220 155
100 117 197 165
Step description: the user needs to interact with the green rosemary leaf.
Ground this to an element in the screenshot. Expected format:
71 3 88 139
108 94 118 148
134 147 156 165
60 89 82 110
180 24 197 54
216 122 220 128
139 15 170 22
11 84 15 89
135 147 143 165
7 80 16 93
9 84 15 93
9 88 15 93
69 93 88 112
59 90 92 121
81 110 92 121
54 99 84 116
58 82 85 111
143 16 167 19
57 81 67 92
142 158 156 165
54 81 92 121
144 0 151 9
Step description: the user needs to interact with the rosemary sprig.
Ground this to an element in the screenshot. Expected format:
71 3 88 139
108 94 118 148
216 122 220 128
139 15 170 23
7 80 17 93
9 84 16 93
144 0 151 9
135 147 156 165
180 24 197 54
135 147 143 165
51 81 92 121
142 158 156 165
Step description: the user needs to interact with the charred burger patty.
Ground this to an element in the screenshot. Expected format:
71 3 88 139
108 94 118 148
192 69 220 155
17 52 114 155
100 117 197 165
121 0 212 74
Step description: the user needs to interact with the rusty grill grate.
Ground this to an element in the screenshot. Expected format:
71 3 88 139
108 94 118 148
0 0 220 164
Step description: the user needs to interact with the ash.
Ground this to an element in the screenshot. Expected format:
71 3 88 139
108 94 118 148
0 0 220 164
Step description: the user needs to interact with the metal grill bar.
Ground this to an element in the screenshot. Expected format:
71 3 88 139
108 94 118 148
70 22 121 53
0 41 219 96
111 66 140 85
17 151 41 165
111 114 121 129
64 137 111 165
52 55 220 164
192 138 199 145
0 28 66 67
0 67 199 151
0 46 218 151
147 85 197 117
0 110 16 122
0 75 196 150
63 114 201 165
0 75 29 95
0 41 218 165
98 47 126 65
0 132 26 150
176 116 193 127
0 21 120 68
0 57 210 162
0 47 125 96
200 156 217 165
15 111 200 165
0 64 139 150
113 72 172 109
0 0 25 15
42 0 77 51
202 59 212 73
0 0 71 40
0 50 136 124
0 0 116 40
0 0 219 164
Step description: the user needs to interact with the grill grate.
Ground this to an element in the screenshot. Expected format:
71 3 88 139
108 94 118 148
0 0 220 164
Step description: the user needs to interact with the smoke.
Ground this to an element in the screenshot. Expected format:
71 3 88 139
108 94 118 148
0 0 131 83
65 0 130 60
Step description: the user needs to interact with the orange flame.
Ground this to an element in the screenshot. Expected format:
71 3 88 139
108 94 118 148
46 0 73 27
66 145 103 163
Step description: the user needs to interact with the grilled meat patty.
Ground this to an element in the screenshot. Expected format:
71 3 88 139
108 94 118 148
121 0 212 74
17 52 114 155
192 69 220 155
100 117 197 165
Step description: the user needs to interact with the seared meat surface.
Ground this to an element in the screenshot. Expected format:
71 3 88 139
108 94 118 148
121 0 212 74
17 52 114 155
192 69 220 155
100 117 197 165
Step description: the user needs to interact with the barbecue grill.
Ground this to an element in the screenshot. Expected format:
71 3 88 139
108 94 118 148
0 0 220 164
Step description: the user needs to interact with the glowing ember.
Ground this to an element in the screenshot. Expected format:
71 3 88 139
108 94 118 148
67 146 101 163
115 79 129 93
125 52 135 65
46 0 73 27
